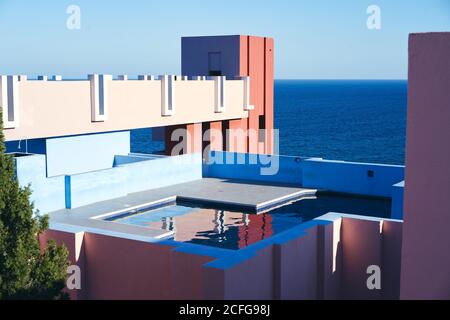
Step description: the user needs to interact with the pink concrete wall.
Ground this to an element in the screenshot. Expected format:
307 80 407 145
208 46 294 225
43 214 403 300
203 267 226 300
169 250 215 300
276 227 319 300
40 230 86 300
203 216 402 300
84 233 173 299
400 32 450 299
222 246 275 300
382 220 402 300
82 233 216 300
340 218 382 299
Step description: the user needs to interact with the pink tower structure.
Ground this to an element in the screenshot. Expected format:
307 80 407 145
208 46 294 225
165 35 274 156
400 32 450 299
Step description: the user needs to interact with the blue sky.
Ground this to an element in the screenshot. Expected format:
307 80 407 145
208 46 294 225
0 0 449 79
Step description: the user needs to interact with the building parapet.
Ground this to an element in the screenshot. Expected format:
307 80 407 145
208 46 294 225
1 74 252 141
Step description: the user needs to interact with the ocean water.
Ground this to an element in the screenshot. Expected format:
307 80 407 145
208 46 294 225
131 80 407 165
274 80 407 164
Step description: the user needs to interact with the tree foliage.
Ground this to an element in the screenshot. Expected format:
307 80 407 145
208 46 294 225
0 110 69 300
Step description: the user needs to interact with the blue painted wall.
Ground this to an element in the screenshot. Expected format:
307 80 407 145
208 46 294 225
45 131 130 177
182 36 241 77
204 151 307 186
204 152 405 198
302 159 404 197
14 154 65 213
391 181 404 219
65 153 202 209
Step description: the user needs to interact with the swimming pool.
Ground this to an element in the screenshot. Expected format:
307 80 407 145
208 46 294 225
106 193 391 250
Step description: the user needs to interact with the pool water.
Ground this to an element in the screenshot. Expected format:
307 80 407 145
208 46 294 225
109 194 391 250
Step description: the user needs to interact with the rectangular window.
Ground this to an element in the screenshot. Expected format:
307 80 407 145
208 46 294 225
208 52 222 76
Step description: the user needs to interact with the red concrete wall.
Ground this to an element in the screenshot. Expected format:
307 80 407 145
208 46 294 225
227 118 248 153
187 123 202 154
264 38 275 154
209 121 223 151
240 35 274 154
400 32 450 299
